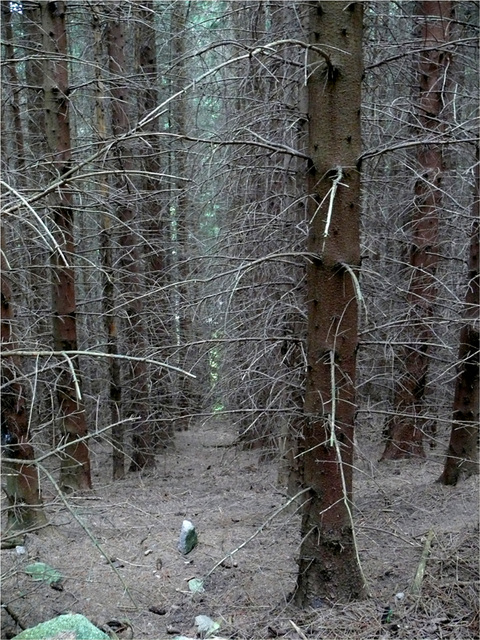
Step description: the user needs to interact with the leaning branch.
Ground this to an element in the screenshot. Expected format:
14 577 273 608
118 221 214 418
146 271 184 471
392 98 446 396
0 350 196 379
365 37 478 71
360 136 478 162
2 38 325 218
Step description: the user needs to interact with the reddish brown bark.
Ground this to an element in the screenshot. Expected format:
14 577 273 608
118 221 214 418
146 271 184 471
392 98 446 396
92 6 124 479
21 2 51 363
41 0 91 491
106 3 153 471
439 151 479 484
382 0 452 460
294 1 366 605
136 2 173 448
1 8 47 538
2 6 25 181
22 1 45 170
1 231 47 538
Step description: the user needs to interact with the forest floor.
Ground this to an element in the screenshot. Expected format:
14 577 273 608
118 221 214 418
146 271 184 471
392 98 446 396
1 417 479 640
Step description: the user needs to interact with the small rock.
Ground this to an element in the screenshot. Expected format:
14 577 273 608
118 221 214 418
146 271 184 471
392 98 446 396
178 520 197 555
166 624 180 634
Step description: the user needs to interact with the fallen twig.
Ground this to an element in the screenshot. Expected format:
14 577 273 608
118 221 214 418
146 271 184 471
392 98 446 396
411 529 434 596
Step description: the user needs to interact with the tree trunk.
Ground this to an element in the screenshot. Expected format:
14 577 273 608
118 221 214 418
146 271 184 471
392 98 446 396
41 0 91 492
1 8 46 536
21 2 52 426
294 1 366 606
382 0 452 460
439 149 479 484
171 1 200 431
106 2 153 472
92 5 124 480
2 5 25 182
1 232 47 540
136 1 172 449
22 1 45 173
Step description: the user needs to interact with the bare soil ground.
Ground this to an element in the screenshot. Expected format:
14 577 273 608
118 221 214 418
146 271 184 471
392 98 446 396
1 419 479 639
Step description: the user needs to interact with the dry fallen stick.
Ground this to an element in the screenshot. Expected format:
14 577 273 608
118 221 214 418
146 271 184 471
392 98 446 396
289 619 309 640
411 529 434 596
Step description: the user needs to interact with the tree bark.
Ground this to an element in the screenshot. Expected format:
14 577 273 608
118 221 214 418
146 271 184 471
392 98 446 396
1 232 47 539
1 8 46 536
106 2 153 471
170 1 201 431
439 149 479 484
41 0 91 492
92 5 124 480
294 1 366 606
136 0 172 449
382 0 452 459
21 2 44 172
1 5 25 182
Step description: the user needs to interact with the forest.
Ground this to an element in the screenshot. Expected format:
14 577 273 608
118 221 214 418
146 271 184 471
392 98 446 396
1 1 479 639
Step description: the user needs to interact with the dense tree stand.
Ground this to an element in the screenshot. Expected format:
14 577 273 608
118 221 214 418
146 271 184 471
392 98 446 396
0 2 477 627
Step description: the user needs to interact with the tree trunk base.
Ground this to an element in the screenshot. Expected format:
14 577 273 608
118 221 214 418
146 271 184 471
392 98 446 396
438 429 479 485
3 460 48 537
381 420 426 460
59 458 93 494
294 492 367 605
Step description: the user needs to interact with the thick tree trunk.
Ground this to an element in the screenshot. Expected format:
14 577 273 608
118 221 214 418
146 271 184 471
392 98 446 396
294 1 366 606
106 3 153 471
382 0 452 460
21 3 51 421
41 0 91 492
136 1 172 449
2 6 25 181
1 10 46 536
1 232 47 540
21 2 44 175
92 6 124 480
439 150 479 485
